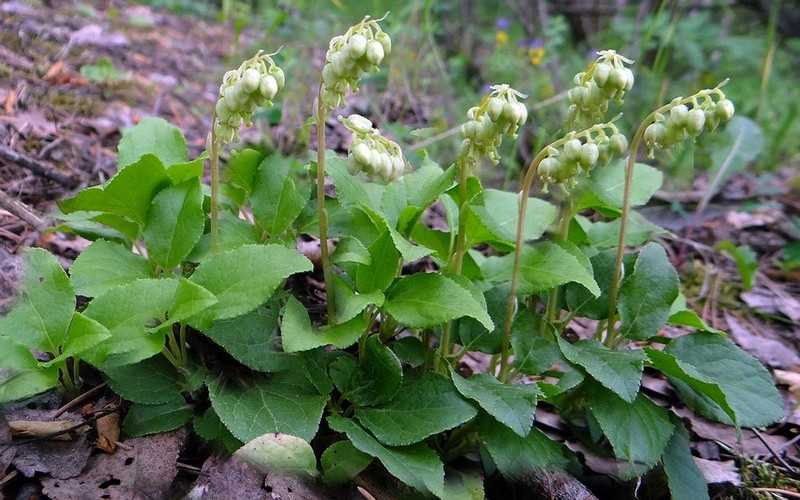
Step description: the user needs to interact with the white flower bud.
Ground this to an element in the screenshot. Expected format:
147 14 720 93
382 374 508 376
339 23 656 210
644 123 666 147
715 99 735 121
347 34 367 59
608 133 628 155
579 142 599 169
594 62 611 88
562 139 583 162
271 66 285 89
348 114 373 133
376 31 392 55
259 75 278 99
488 97 504 121
668 104 689 128
685 108 706 136
366 40 385 65
513 102 528 125
353 142 371 165
241 68 260 93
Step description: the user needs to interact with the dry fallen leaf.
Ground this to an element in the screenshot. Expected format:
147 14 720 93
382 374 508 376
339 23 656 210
95 409 120 454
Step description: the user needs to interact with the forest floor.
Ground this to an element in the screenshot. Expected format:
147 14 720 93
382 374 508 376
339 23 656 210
1 1 800 499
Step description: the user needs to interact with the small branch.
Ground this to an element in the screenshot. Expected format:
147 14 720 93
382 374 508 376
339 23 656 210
53 382 107 417
0 144 79 188
0 188 47 231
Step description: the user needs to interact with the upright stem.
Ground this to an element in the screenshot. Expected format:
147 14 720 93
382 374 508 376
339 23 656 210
544 200 573 323
499 152 545 382
316 84 336 324
209 112 221 254
435 154 470 373
605 85 728 343
605 125 646 345
450 155 471 274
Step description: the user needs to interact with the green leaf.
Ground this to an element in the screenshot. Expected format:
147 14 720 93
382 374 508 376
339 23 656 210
83 278 178 367
193 407 241 453
225 148 264 195
189 244 311 327
661 420 709 500
450 367 539 438
321 440 373 486
330 336 402 406
458 285 509 354
709 117 764 187
481 242 600 297
251 156 307 236
280 296 367 352
60 154 171 226
163 278 218 326
69 240 152 297
511 310 560 375
332 236 371 265
665 332 783 427
355 373 477 446
384 273 493 330
143 179 205 269
403 159 457 212
442 469 485 500
466 189 557 248
589 386 674 468
0 249 75 353
41 312 111 367
557 337 645 403
585 211 664 248
390 337 426 367
204 307 294 372
117 117 188 167
356 230 401 293
327 155 381 212
618 243 680 340
0 336 58 403
333 276 384 324
208 370 328 442
123 398 192 437
583 161 663 209
645 348 736 425
715 241 758 290
234 433 318 477
565 249 617 320
327 416 445 497
166 157 205 185
103 356 182 404
478 413 573 478
187 211 260 262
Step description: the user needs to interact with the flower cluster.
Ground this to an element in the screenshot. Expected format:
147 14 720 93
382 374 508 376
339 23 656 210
214 51 285 144
460 84 528 164
568 50 634 125
538 126 628 190
644 91 734 157
341 114 405 182
321 16 391 110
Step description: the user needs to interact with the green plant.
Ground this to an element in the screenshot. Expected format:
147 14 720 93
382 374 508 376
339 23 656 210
0 17 785 500
80 57 127 83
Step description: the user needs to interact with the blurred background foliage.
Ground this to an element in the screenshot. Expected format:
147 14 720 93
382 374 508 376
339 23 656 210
134 0 798 191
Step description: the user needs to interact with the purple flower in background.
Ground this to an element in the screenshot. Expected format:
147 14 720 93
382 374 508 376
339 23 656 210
519 38 544 49
496 18 510 30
